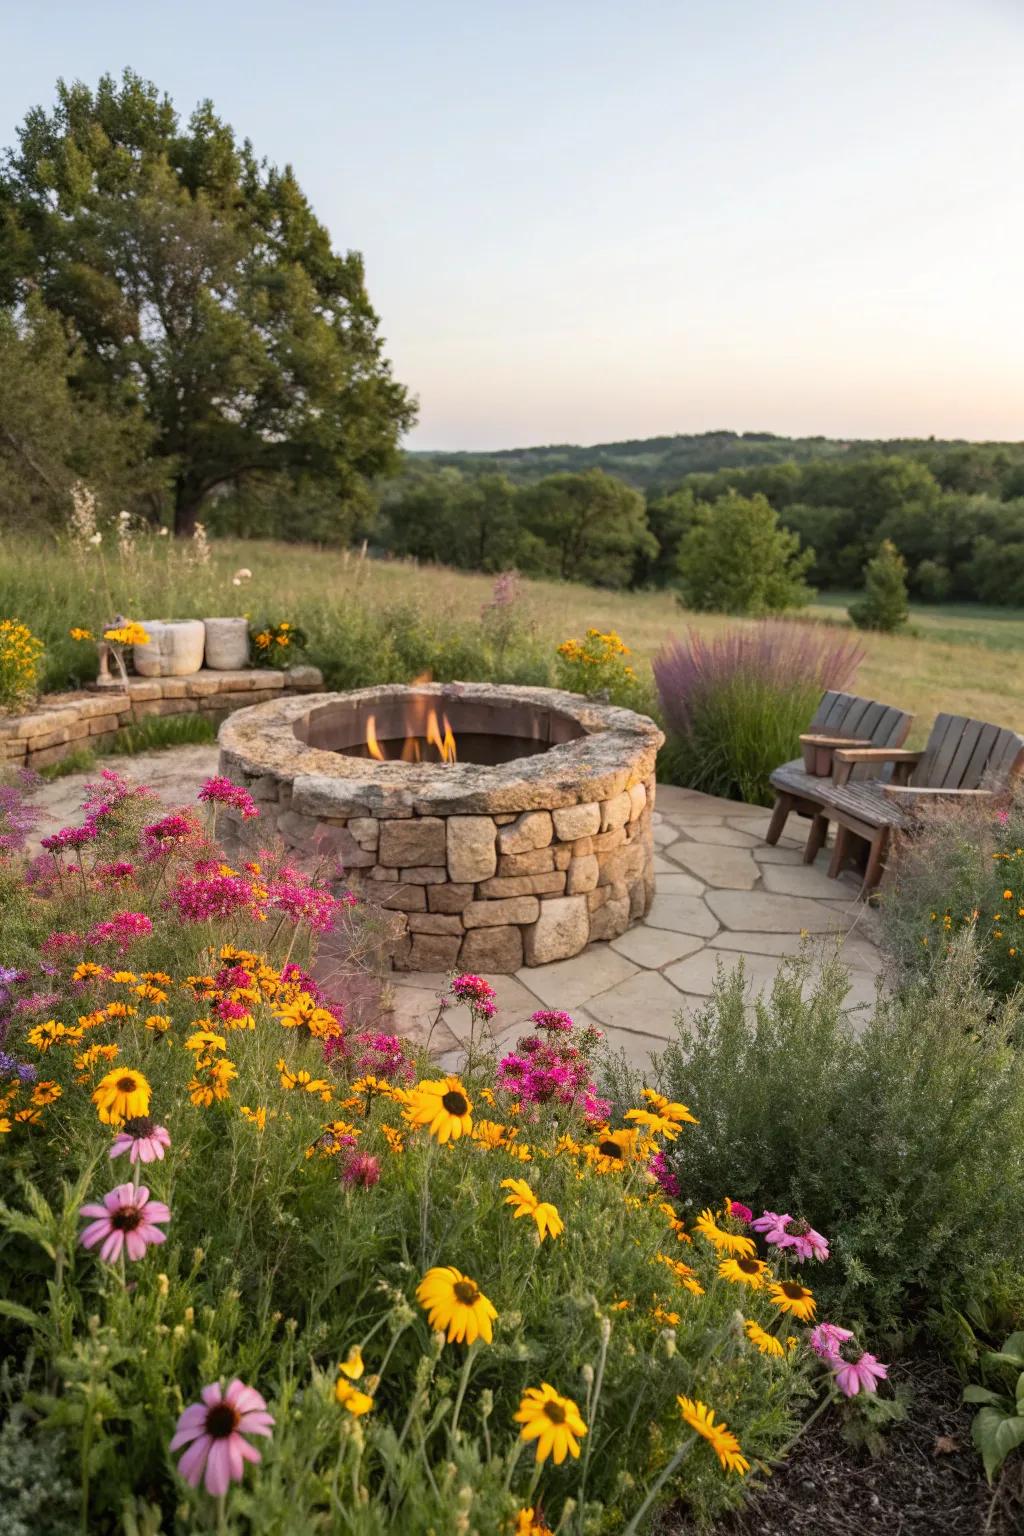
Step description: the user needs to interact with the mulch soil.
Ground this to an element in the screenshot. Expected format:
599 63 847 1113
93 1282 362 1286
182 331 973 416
663 1354 1023 1536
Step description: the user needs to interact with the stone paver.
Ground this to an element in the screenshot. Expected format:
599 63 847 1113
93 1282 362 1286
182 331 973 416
610 926 704 969
645 894 721 937
26 750 886 1075
586 969 691 1033
666 842 760 889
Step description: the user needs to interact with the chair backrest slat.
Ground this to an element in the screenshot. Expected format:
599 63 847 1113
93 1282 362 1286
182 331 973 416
811 691 850 731
875 704 912 747
944 718 987 789
913 715 1024 791
915 713 959 786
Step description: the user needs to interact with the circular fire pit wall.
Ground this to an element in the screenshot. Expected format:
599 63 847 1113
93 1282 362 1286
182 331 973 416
217 684 664 973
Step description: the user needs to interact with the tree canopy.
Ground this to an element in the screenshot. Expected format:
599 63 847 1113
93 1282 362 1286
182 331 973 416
0 70 415 533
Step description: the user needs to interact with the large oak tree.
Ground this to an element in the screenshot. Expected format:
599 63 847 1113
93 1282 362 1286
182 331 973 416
0 70 415 533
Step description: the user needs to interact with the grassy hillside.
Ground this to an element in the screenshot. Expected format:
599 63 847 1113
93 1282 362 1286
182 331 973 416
2 537 1021 747
409 430 1024 492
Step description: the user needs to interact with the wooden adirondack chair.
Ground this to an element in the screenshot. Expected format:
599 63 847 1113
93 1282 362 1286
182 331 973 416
765 691 913 863
821 714 1024 895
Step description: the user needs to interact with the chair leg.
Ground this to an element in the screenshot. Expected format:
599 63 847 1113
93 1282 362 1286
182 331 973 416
828 824 851 879
765 795 792 846
861 829 890 897
804 814 828 864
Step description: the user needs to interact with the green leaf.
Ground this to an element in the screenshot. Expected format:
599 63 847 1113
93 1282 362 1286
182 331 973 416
963 1384 1004 1406
971 1406 1024 1482
0 1298 43 1328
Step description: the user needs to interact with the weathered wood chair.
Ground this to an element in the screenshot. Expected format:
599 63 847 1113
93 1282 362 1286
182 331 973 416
765 691 914 863
820 715 1024 895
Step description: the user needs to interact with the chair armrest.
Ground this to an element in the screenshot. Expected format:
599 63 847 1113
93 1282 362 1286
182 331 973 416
880 786 993 799
832 747 921 787
799 734 872 748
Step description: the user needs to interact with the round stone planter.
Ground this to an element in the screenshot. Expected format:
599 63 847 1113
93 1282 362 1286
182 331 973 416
204 617 250 671
217 683 664 973
133 620 207 677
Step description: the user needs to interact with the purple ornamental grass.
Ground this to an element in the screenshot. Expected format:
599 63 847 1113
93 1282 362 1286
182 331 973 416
653 620 865 738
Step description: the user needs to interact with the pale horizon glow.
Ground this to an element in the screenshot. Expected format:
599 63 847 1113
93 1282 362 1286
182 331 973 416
4 0 1023 450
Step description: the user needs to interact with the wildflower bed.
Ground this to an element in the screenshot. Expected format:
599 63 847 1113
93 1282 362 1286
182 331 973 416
1 767 875 1533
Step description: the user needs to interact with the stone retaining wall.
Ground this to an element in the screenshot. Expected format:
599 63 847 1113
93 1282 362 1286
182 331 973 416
217 684 663 973
0 667 323 772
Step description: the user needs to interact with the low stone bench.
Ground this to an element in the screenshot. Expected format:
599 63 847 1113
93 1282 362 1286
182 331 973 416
0 666 323 771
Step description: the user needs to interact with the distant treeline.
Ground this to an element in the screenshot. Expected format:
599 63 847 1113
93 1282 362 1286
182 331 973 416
359 444 1024 606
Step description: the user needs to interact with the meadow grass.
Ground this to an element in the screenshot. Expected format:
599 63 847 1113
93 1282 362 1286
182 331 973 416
1 534 1022 745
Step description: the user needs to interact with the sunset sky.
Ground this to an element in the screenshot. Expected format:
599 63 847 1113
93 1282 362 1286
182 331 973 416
4 0 1022 449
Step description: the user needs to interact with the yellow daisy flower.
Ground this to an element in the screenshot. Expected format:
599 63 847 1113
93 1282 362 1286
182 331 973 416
514 1383 588 1465
745 1319 785 1358
589 1126 639 1173
769 1279 816 1322
640 1087 698 1124
335 1376 373 1416
677 1396 749 1475
500 1178 564 1241
406 1075 473 1143
718 1256 770 1289
92 1068 151 1126
416 1266 497 1345
693 1208 756 1258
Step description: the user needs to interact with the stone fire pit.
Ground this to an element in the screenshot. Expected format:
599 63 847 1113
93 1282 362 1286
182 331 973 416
218 682 663 972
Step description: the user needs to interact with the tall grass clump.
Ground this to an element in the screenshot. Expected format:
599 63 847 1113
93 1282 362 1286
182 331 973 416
639 945 1024 1337
878 786 1024 999
652 621 865 803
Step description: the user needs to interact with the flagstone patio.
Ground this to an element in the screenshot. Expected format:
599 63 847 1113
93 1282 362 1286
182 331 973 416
30 753 884 1072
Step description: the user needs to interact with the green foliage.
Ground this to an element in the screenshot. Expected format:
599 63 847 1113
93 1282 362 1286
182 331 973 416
641 946 1024 1335
657 671 822 805
1 69 414 536
877 788 1024 999
676 493 815 615
37 747 98 780
105 713 219 755
553 628 652 712
964 1331 1024 1482
518 470 657 589
0 301 158 529
848 541 910 632
0 1400 79 1536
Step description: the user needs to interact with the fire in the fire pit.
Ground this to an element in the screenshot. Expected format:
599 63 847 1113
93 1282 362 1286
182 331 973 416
362 703 454 761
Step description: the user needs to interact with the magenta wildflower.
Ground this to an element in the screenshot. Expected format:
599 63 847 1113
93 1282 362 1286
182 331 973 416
265 871 339 933
87 911 154 952
809 1322 855 1362
142 811 201 859
170 874 254 922
450 973 497 1018
649 1150 681 1199
531 1009 574 1032
79 1183 170 1262
40 821 100 853
834 1348 888 1398
109 1116 171 1165
198 776 259 819
342 1152 381 1188
353 1030 414 1083
727 1200 753 1225
96 860 136 883
170 1379 274 1495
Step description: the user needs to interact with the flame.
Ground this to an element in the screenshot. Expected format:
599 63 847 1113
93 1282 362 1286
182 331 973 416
366 716 385 760
426 708 457 763
363 679 457 764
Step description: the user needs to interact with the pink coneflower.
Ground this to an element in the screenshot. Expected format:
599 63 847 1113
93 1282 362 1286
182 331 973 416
198 776 259 819
758 1213 829 1263
170 1379 274 1495
808 1322 855 1362
109 1116 172 1164
834 1348 888 1397
78 1183 170 1262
